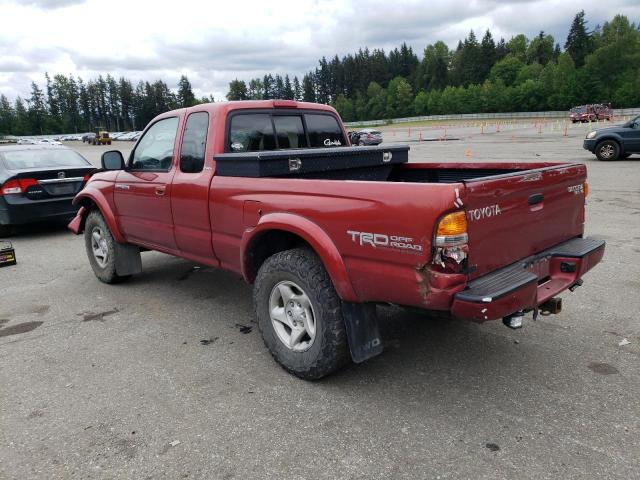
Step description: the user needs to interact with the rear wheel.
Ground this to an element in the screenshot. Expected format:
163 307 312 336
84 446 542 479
84 210 131 284
595 140 620 161
253 248 350 380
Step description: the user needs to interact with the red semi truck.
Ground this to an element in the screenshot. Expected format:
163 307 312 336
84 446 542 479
69 100 604 379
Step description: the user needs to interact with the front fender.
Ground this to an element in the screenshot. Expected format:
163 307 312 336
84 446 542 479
595 133 624 145
241 212 358 302
71 187 125 243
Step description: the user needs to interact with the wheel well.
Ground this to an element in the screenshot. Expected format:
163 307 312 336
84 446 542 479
75 198 97 232
244 230 312 283
596 137 620 148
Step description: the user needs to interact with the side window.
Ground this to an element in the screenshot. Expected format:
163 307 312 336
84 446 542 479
305 114 346 148
180 112 209 173
229 114 276 152
131 117 179 171
273 116 307 149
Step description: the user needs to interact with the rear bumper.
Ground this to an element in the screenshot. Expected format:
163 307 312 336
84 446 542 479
451 237 605 322
583 139 597 152
0 195 79 226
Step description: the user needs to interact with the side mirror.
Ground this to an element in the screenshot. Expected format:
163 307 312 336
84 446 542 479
101 150 125 170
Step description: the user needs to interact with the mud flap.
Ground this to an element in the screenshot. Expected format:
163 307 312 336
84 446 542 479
341 302 383 363
114 243 142 276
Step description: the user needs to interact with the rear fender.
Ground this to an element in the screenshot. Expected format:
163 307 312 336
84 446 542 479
71 189 125 243
241 212 358 302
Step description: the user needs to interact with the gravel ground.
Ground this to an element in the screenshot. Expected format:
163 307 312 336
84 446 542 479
1 120 639 479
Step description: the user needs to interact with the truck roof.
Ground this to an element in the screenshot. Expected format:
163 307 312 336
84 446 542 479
154 100 338 123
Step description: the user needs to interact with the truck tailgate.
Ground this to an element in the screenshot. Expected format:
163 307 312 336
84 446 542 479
464 164 587 280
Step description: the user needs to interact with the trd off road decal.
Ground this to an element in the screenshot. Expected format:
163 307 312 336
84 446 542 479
567 184 584 195
347 231 423 252
467 204 502 222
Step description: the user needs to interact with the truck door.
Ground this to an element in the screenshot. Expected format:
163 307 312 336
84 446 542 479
114 116 180 250
170 110 218 263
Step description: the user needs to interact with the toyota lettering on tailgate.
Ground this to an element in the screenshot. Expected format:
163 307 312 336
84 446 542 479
467 204 502 221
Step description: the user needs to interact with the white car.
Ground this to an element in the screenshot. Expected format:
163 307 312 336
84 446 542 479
36 139 62 146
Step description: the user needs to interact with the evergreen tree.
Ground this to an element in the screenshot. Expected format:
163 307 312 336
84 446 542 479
0 94 14 135
274 75 285 99
14 97 29 135
28 81 47 134
283 75 294 100
565 10 593 67
302 73 316 102
292 76 301 100
263 74 274 99
177 75 196 107
479 30 496 81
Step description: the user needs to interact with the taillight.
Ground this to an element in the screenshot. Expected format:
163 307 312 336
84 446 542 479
435 211 468 246
583 181 589 198
83 174 91 183
433 211 468 272
0 178 38 195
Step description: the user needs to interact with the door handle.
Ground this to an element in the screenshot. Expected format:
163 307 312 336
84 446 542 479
528 193 544 205
155 186 166 196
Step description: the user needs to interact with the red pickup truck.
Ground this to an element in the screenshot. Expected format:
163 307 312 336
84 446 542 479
69 100 604 379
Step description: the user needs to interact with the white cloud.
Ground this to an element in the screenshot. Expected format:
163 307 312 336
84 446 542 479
0 0 638 100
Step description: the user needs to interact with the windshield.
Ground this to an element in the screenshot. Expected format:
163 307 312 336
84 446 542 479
1 149 89 170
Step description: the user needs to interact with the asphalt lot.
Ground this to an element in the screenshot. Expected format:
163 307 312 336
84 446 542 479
1 121 639 479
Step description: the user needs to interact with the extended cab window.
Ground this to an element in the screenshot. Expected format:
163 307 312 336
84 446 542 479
180 112 209 173
305 114 345 148
229 114 276 152
131 117 179 171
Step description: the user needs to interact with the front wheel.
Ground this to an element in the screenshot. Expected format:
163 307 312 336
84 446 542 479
84 210 131 283
253 248 350 380
595 140 620 161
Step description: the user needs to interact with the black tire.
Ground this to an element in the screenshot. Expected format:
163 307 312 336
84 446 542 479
253 248 350 380
595 140 620 161
84 210 131 284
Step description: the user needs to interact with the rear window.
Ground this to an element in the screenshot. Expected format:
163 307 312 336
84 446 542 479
1 149 89 170
228 111 346 152
305 114 345 147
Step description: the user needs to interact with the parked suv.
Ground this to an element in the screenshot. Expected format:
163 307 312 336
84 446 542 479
583 115 640 161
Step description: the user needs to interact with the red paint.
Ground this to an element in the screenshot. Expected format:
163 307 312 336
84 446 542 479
69 100 604 322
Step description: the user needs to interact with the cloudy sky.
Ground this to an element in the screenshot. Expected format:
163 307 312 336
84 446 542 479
0 0 638 101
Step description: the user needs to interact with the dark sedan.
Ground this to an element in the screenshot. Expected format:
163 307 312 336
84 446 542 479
583 115 640 161
0 145 95 236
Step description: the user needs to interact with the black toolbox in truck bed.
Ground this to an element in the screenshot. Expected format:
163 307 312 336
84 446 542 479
214 145 409 179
